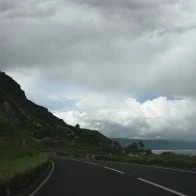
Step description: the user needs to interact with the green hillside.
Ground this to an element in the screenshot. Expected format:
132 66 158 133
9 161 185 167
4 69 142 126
0 71 122 156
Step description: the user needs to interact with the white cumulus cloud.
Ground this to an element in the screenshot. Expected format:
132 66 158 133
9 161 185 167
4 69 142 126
54 96 196 139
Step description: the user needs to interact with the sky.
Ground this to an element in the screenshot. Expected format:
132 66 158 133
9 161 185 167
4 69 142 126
1 0 196 140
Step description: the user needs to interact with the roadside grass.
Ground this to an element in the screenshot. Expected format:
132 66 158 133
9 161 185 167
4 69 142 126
130 152 196 168
0 125 48 183
0 153 48 182
0 136 40 160
95 152 196 169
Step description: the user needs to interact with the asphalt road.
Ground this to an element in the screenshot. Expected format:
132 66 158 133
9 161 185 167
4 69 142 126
36 156 196 196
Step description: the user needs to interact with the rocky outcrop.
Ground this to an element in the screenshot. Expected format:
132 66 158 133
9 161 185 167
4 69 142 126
0 71 26 102
0 71 65 128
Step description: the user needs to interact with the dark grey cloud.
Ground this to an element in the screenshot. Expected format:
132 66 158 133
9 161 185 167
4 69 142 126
0 0 19 12
72 0 195 33
1 0 196 97
1 0 196 139
158 25 196 36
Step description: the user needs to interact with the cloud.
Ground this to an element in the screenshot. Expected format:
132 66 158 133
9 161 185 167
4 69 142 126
54 96 196 140
1 0 196 139
1 0 196 97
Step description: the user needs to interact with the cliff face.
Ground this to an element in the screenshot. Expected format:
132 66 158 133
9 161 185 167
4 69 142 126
0 72 26 102
0 71 65 129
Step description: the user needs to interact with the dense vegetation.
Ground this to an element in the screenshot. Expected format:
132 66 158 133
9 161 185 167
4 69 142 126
125 140 152 155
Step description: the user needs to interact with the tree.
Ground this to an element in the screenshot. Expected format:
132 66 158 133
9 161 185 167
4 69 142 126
75 124 80 128
129 142 138 150
139 140 145 149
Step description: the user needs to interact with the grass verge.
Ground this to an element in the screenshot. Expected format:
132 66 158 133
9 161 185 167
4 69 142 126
94 152 196 169
0 153 48 182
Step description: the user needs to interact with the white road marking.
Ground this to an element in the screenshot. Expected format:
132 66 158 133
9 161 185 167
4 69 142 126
84 161 97 166
104 166 124 174
98 160 196 174
29 160 54 196
138 178 187 196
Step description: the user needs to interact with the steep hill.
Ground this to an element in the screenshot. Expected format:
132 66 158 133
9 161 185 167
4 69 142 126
0 71 65 128
0 71 121 155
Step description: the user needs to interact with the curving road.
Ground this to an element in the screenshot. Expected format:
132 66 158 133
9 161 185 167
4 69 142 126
36 156 196 196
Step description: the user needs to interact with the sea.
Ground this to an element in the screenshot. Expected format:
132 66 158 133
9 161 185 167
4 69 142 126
152 150 196 156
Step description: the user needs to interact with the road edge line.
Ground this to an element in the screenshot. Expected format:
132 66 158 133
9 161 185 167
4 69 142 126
138 178 187 196
29 160 54 196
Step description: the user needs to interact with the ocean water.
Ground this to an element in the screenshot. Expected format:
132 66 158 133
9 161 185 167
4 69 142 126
152 150 196 156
